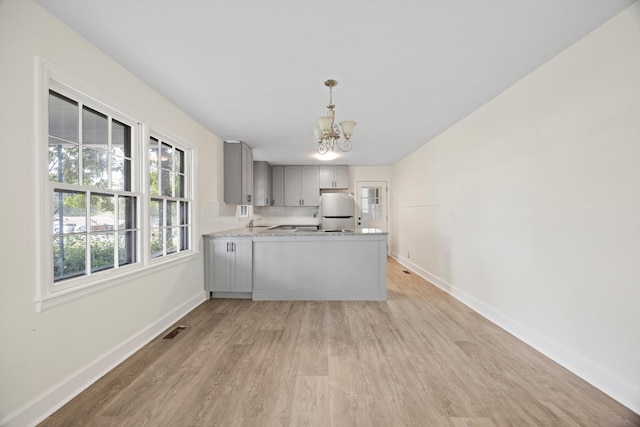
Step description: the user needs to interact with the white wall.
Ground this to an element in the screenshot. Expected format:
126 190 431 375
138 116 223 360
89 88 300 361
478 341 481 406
0 0 226 424
391 3 640 413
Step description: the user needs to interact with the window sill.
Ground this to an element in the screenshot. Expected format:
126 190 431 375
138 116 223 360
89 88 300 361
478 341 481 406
35 251 199 312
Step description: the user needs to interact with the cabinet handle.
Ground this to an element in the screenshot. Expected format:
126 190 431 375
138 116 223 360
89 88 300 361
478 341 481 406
226 242 230 252
247 194 251 203
232 242 236 252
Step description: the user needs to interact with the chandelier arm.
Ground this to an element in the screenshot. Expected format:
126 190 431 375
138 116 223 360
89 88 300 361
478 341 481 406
336 139 352 152
317 142 330 155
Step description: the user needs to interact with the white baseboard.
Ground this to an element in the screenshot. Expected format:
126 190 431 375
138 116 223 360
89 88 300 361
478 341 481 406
0 291 207 427
390 253 640 415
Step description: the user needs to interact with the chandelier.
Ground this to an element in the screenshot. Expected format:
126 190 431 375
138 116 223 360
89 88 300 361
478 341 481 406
312 79 356 155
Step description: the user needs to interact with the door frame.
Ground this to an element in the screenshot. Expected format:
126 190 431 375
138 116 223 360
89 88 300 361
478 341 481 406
355 179 390 255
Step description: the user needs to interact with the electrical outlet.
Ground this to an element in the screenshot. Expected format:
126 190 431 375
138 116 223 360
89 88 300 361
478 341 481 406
407 252 410 259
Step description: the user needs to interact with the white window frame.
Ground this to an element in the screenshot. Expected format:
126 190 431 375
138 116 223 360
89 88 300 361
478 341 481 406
147 131 194 264
34 58 197 312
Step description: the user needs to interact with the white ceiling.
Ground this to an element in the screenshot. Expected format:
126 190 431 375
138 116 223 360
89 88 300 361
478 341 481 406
35 0 635 166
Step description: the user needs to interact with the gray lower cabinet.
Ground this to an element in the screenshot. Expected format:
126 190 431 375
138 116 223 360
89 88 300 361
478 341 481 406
205 236 252 296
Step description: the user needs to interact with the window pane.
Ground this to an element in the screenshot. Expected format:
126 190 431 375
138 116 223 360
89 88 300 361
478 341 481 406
176 148 184 173
149 165 159 195
149 139 159 194
151 229 163 258
83 148 109 188
49 139 79 184
175 173 184 198
112 119 131 158
167 200 177 226
90 193 115 231
167 227 178 254
180 226 189 251
118 230 137 266
111 155 131 191
161 169 173 196
179 201 188 226
53 190 86 235
91 232 115 272
149 138 158 163
161 142 173 170
361 187 383 221
82 106 108 147
49 91 78 142
118 195 136 230
150 199 162 227
53 234 86 281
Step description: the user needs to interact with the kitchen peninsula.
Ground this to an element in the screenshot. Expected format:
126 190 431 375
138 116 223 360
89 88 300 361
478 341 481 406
203 226 388 301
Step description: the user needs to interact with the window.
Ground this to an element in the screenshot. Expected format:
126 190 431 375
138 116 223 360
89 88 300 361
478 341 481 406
149 136 191 258
49 90 139 282
37 61 196 311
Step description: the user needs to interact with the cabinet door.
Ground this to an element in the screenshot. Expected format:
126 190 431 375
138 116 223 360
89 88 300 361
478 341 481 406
265 162 272 205
284 166 302 206
301 166 320 206
223 143 242 204
232 239 253 292
272 166 284 207
319 165 334 189
253 161 272 207
334 166 350 189
241 143 253 204
212 239 231 291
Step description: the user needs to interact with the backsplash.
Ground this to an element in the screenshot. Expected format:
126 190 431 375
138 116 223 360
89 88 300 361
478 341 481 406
202 203 320 234
254 206 319 226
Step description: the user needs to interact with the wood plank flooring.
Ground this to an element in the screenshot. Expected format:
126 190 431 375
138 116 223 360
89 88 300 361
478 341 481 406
40 258 639 426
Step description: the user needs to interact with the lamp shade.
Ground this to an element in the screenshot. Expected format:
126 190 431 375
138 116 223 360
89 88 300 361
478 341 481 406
339 120 357 139
312 126 323 142
317 115 334 133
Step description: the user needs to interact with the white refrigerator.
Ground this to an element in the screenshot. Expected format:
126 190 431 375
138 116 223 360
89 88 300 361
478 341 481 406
320 193 356 231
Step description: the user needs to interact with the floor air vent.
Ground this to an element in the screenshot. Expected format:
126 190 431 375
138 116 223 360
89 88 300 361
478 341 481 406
163 326 187 340
403 270 411 274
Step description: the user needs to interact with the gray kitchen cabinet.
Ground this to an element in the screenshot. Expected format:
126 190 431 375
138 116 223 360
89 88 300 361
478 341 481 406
205 236 252 295
284 165 319 206
253 161 272 206
319 165 349 189
224 141 253 204
272 165 284 207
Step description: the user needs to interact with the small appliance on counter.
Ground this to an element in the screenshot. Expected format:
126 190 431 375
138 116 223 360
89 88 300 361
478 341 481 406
320 193 355 231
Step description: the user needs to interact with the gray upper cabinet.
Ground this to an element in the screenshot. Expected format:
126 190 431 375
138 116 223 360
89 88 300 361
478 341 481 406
319 165 349 189
284 165 320 206
224 141 253 204
253 161 272 207
272 165 284 207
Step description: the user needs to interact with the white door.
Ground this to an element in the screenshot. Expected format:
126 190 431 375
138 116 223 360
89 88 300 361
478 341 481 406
356 181 388 233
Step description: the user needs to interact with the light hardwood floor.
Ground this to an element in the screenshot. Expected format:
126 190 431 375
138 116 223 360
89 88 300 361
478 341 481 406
40 258 639 426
